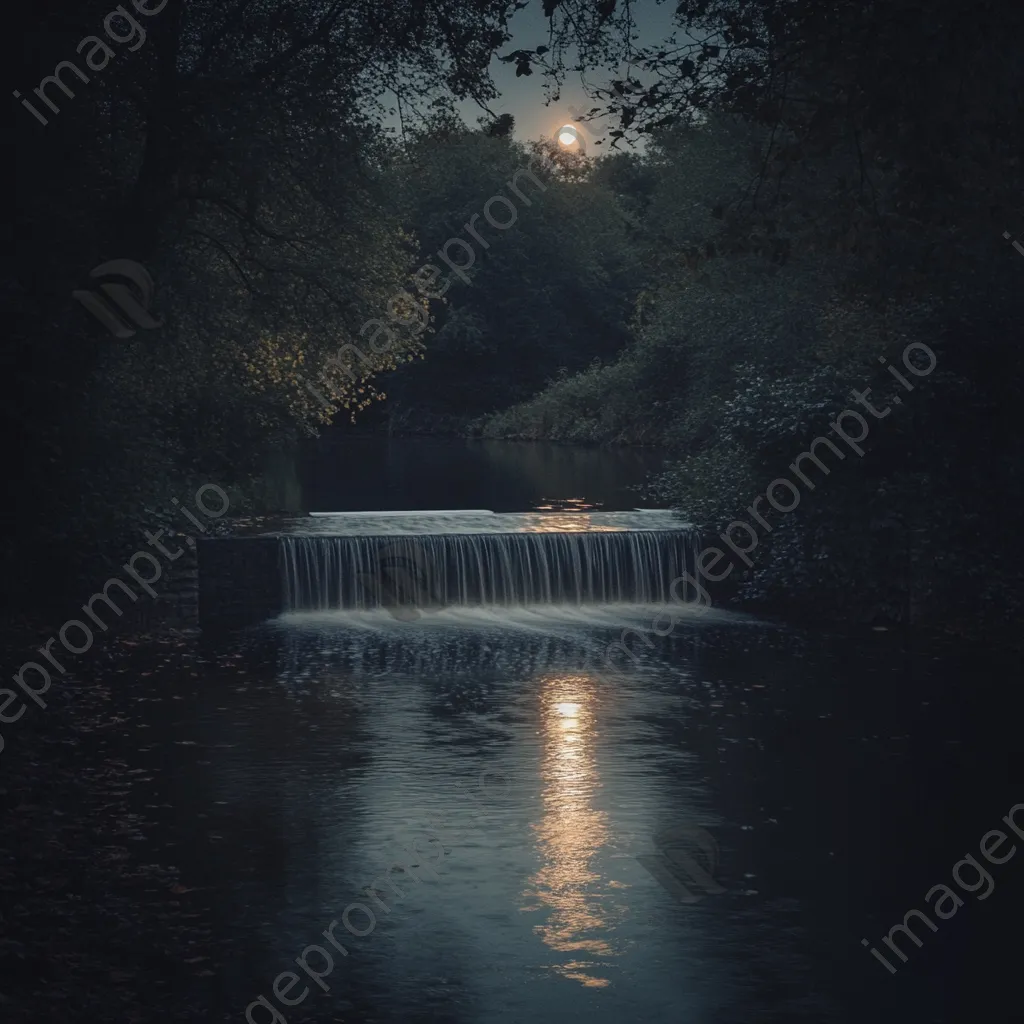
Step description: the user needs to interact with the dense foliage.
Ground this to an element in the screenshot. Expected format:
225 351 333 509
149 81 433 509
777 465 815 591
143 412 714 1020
7 0 518 605
370 122 642 427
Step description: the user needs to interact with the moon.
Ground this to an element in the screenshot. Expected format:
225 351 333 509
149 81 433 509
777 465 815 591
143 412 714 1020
558 124 579 146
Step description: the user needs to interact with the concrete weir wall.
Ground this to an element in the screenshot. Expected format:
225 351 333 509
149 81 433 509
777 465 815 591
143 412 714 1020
198 537 282 631
198 527 703 631
196 513 703 631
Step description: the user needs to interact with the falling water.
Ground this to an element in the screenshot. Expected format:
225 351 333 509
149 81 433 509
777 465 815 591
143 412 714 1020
280 529 701 611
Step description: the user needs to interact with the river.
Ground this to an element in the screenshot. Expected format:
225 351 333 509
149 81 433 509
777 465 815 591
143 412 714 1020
3 438 1019 1024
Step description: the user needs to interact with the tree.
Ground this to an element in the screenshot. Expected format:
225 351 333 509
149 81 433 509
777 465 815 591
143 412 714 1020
378 120 644 424
4 0 526 604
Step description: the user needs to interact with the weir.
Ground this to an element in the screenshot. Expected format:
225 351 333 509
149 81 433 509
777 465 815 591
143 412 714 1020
281 529 700 611
198 511 700 629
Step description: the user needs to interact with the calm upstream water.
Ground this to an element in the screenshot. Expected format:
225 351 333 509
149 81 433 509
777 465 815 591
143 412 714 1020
289 436 671 513
18 441 1024 1023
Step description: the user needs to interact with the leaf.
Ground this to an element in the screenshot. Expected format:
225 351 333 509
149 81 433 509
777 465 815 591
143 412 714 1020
536 45 549 55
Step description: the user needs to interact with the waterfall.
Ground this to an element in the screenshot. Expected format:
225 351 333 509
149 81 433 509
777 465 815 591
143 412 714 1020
279 529 701 612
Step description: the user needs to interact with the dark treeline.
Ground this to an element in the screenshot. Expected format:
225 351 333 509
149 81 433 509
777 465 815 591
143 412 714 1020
7 0 1024 636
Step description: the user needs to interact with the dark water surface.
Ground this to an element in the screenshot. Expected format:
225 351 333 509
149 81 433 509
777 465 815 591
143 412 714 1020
295 436 670 512
79 604 1020 1024
8 440 1021 1024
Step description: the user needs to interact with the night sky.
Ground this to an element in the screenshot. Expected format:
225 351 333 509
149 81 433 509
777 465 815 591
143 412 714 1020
454 1 680 148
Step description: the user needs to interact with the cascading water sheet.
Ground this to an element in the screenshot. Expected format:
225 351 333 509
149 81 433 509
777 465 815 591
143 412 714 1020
279 524 701 612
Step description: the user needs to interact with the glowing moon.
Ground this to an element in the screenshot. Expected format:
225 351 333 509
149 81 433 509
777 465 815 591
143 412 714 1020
558 125 579 146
